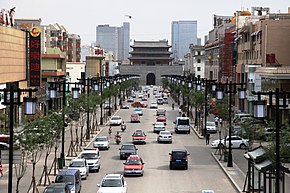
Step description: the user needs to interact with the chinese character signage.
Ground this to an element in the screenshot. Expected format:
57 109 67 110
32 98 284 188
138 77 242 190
29 27 41 87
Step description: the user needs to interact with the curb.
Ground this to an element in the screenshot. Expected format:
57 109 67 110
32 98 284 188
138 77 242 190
211 152 242 193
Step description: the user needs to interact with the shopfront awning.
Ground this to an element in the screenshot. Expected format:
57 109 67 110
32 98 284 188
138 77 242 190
248 146 266 163
254 159 273 172
251 30 261 36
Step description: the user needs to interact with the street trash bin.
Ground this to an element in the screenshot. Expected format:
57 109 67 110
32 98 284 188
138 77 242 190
223 151 228 162
58 158 64 169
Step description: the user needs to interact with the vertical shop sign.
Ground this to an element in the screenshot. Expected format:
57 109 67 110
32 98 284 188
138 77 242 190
29 27 41 87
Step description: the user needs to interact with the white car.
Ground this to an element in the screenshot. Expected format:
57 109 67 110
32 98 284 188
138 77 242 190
157 131 172 143
97 174 127 193
78 148 101 172
67 158 89 180
93 136 110 150
109 116 122 126
149 102 158 109
206 121 217 133
211 136 249 149
153 122 166 133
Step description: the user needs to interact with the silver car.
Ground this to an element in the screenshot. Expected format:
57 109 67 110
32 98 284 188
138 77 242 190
93 136 110 150
153 122 165 133
157 131 172 143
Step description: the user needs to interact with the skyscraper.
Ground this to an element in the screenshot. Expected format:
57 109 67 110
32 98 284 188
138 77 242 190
96 22 130 62
171 20 198 62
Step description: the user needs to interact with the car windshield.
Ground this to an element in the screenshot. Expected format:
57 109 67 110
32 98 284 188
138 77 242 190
55 175 74 185
160 131 170 135
133 133 144 137
207 122 215 126
111 117 121 120
101 179 122 187
155 122 164 126
172 152 187 159
121 145 135 150
125 159 142 165
177 119 189 125
95 137 107 142
80 153 98 159
69 161 85 167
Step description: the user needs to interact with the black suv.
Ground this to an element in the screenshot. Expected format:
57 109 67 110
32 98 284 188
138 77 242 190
119 143 138 160
169 149 190 170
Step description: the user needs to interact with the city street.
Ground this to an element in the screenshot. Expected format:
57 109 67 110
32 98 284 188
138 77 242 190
0 87 239 193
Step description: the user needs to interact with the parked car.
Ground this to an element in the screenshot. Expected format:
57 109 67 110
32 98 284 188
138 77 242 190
43 183 71 193
169 149 190 170
133 108 143 116
149 101 158 109
121 103 130 109
157 131 172 143
127 97 134 102
104 102 113 109
123 155 144 176
93 136 110 150
109 116 122 126
156 115 167 124
97 174 127 193
132 130 146 144
119 143 138 160
156 108 166 116
130 113 140 123
131 101 147 108
78 148 101 172
206 121 217 133
153 122 166 133
68 158 89 180
211 136 249 149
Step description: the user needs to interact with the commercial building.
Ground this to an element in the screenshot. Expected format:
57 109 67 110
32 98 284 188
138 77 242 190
171 20 198 62
96 22 130 63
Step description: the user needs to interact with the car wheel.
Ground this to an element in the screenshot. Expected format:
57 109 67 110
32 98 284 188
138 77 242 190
240 143 246 149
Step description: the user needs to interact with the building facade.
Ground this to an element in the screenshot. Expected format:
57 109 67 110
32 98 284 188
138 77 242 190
96 22 130 63
171 20 198 62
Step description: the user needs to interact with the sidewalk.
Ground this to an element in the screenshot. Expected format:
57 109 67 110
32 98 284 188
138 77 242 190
191 125 246 193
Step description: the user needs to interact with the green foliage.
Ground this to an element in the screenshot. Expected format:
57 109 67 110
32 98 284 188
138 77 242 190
213 96 229 120
189 91 204 109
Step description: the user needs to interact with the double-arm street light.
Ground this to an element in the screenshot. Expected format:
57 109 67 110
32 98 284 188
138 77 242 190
252 88 289 193
48 79 80 168
215 80 246 167
0 87 38 193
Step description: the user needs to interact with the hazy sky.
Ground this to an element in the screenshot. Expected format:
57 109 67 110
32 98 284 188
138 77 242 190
2 0 289 45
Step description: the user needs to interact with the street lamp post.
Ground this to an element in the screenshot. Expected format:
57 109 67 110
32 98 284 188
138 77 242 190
216 80 246 167
252 88 289 193
99 77 104 125
1 87 37 193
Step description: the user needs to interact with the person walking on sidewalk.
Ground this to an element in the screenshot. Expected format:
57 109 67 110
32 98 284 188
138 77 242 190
108 126 112 138
205 131 210 145
0 161 3 177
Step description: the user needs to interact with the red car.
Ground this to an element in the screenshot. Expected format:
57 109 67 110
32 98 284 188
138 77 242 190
132 130 146 144
156 115 167 125
123 155 144 176
131 101 147 108
131 113 140 123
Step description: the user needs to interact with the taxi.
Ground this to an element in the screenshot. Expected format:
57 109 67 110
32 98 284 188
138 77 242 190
132 130 146 144
123 155 144 176
156 115 167 125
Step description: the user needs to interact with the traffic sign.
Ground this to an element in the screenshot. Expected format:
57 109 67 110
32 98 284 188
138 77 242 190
1 150 22 164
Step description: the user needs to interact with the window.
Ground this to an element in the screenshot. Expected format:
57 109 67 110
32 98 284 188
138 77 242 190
197 67 201 71
197 59 201 63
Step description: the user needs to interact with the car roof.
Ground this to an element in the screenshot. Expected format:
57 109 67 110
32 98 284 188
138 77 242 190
96 136 108 139
171 149 187 153
45 183 68 188
71 158 85 162
57 168 79 176
104 174 122 179
127 154 141 159
155 122 165 124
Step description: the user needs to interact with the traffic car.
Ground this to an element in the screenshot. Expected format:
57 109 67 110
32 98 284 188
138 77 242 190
78 148 101 172
68 158 89 180
211 136 249 149
127 97 134 102
93 136 110 150
156 108 166 116
149 101 158 109
43 183 71 193
133 108 143 116
132 130 146 144
123 155 144 176
130 113 140 123
157 131 172 143
153 122 166 133
97 174 128 193
157 98 164 105
121 102 130 109
206 121 217 133
109 116 122 126
169 149 190 170
156 115 167 125
141 96 148 101
119 143 138 160
131 101 147 108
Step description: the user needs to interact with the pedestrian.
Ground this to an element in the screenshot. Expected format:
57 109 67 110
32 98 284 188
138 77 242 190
205 131 210 145
219 118 223 127
108 126 112 138
0 161 3 177
214 116 219 127
172 103 174 110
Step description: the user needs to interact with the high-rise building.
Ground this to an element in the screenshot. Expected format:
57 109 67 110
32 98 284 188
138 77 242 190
171 20 198 62
96 22 130 63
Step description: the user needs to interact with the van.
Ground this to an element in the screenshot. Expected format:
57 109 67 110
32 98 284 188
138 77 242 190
174 117 190 134
233 113 252 123
54 169 81 193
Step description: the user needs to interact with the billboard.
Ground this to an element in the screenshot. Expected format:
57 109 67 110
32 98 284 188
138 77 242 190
29 27 41 87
